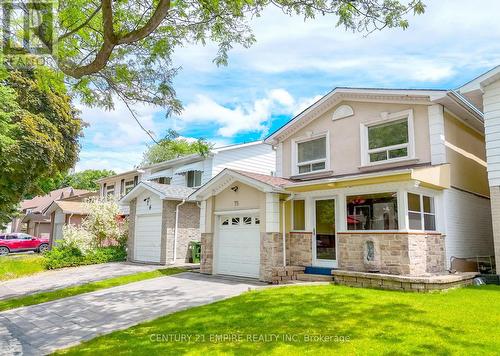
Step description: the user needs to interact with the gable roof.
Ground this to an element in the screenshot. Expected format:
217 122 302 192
21 187 91 214
190 169 290 200
120 181 195 204
264 87 448 144
43 201 90 216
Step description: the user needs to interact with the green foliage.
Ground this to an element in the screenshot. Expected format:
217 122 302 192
0 65 82 227
62 169 116 191
0 254 46 281
52 1 425 109
142 129 213 165
44 246 126 270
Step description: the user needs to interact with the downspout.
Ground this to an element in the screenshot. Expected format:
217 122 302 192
282 193 295 267
173 199 186 263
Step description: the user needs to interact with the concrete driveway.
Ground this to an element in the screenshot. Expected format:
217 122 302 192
0 262 192 300
0 272 263 355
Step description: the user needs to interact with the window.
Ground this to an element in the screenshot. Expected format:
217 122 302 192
186 171 202 188
363 110 413 165
243 217 252 225
120 179 125 196
157 177 171 185
296 136 327 174
231 217 240 225
221 218 229 226
125 180 135 194
106 184 115 197
254 217 260 225
292 200 305 230
346 192 398 230
408 193 436 231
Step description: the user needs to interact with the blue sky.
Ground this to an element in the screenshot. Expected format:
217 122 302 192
76 0 500 173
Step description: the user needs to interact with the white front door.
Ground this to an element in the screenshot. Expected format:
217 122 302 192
313 198 337 268
216 215 260 278
134 213 162 263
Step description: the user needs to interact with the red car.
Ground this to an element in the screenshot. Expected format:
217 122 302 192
0 233 49 256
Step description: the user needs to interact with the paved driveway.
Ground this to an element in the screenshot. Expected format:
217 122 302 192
0 262 189 300
0 272 262 355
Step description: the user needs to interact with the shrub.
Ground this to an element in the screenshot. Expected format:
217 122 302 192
60 224 95 253
44 245 126 269
82 197 126 247
44 245 84 269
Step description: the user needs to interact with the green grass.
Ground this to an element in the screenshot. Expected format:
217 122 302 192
56 284 500 356
0 267 186 312
0 254 45 281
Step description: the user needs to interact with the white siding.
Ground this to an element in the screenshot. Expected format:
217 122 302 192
136 190 162 215
484 79 500 186
275 143 283 176
428 104 447 165
443 188 494 267
211 143 276 177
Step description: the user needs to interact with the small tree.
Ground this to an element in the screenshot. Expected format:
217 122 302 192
60 224 94 253
82 197 127 247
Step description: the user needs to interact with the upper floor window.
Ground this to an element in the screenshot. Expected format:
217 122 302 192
362 110 414 166
295 135 328 174
408 193 436 231
156 177 171 185
186 171 202 188
125 180 135 194
106 184 115 197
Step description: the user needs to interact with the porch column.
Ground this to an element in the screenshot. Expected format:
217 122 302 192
482 74 500 270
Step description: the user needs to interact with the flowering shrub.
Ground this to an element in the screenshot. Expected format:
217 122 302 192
60 224 94 253
82 197 125 247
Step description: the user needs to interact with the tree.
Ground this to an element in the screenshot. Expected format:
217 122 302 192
62 169 116 191
0 64 82 227
42 0 424 110
142 129 213 165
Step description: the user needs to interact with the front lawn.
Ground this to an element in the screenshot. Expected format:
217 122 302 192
0 267 186 312
57 284 500 355
0 254 45 281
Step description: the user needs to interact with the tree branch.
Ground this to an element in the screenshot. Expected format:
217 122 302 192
58 5 102 41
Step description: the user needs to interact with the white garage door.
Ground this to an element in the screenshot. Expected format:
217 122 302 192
216 215 260 278
134 214 162 263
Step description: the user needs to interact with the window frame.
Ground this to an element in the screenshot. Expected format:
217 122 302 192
360 109 415 167
345 191 399 232
186 170 202 188
125 180 135 194
407 192 437 231
106 184 115 197
291 131 330 176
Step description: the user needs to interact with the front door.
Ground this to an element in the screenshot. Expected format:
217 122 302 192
313 198 337 267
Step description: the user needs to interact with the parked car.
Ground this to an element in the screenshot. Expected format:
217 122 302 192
0 233 49 256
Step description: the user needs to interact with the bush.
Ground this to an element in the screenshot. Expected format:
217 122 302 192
60 224 95 253
44 245 126 270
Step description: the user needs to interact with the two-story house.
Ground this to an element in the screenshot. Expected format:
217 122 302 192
193 87 494 282
119 141 276 264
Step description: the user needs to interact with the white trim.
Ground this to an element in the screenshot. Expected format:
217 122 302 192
360 109 415 167
214 209 260 216
312 196 338 268
147 169 173 180
332 104 354 121
291 199 306 232
291 131 330 176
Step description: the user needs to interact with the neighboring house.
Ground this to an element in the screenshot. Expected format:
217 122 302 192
12 188 91 239
119 141 276 264
96 169 141 214
193 86 495 282
43 191 99 246
456 65 500 271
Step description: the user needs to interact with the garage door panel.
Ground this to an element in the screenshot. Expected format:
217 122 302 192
134 213 162 263
216 215 260 278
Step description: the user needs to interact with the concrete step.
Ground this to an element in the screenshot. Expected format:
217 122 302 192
296 273 333 282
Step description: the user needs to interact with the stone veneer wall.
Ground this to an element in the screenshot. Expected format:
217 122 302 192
126 198 137 262
162 201 200 263
286 232 313 266
338 232 445 276
200 233 213 274
260 232 284 282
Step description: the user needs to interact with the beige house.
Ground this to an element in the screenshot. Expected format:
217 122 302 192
193 87 494 283
97 169 141 215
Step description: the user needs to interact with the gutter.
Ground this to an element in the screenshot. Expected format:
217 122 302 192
282 193 295 267
446 90 484 123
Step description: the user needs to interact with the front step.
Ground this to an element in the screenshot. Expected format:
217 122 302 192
296 273 333 282
304 266 333 276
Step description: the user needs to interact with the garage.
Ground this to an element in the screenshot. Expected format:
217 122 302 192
134 214 162 263
216 215 260 278
133 189 163 263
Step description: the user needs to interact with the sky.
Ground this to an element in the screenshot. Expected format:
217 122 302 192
76 0 500 173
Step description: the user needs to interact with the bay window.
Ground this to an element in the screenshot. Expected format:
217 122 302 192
346 192 398 230
296 135 327 174
408 193 436 231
